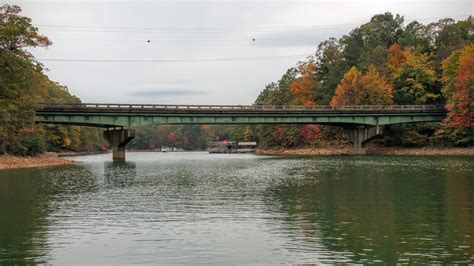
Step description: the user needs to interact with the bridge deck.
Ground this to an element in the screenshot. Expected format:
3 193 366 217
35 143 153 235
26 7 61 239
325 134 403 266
36 103 447 127
39 103 446 114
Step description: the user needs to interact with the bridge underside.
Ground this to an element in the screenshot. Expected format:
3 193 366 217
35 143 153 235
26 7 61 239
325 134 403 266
35 113 445 128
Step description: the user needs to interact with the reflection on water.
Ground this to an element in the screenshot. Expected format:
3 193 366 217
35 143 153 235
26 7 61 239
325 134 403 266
104 161 136 188
0 152 473 264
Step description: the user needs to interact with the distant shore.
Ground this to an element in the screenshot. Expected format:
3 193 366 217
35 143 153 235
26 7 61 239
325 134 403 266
256 146 474 156
0 153 74 170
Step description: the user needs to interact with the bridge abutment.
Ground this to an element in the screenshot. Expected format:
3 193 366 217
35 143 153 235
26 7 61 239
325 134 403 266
342 125 382 154
103 128 135 161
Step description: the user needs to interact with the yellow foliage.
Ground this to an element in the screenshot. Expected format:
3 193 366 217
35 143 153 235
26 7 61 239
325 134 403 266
63 137 71 147
331 66 393 106
330 67 362 106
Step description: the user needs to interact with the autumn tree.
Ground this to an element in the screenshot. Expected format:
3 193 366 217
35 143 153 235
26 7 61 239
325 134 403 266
290 59 317 106
0 4 51 154
330 66 393 106
387 44 437 104
0 5 105 155
441 44 474 145
330 67 362 105
0 4 51 101
358 66 393 105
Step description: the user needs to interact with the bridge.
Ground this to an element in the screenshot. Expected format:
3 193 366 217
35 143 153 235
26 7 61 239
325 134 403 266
36 103 447 160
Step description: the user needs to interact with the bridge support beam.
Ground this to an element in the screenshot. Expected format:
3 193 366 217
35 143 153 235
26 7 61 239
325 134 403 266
103 128 135 161
342 125 382 154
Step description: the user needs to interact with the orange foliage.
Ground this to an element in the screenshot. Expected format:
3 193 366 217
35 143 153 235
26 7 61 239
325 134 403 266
387 44 407 71
331 66 393 106
443 44 474 128
290 60 317 106
330 67 362 106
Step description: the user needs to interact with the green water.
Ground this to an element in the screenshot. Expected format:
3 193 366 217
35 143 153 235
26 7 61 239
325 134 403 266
0 152 473 264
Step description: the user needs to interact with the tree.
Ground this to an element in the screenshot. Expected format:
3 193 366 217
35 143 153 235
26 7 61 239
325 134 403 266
441 44 474 145
0 5 104 155
387 44 437 104
0 4 51 100
358 65 393 105
397 21 431 53
0 4 51 56
426 17 473 67
290 59 317 106
255 68 297 105
330 66 393 106
255 82 279 105
330 67 362 106
341 12 404 71
300 125 322 146
315 38 346 104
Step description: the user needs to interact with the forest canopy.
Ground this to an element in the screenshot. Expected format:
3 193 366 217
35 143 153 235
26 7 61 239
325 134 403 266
0 5 105 155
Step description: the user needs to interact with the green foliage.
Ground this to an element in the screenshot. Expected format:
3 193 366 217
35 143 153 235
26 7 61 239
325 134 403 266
391 65 437 104
444 127 474 146
255 68 298 105
397 21 431 53
0 4 105 156
315 38 345 104
400 130 428 147
426 17 474 67
7 131 46 156
341 12 404 71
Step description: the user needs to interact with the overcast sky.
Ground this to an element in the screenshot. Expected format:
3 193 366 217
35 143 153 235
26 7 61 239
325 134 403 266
12 0 473 104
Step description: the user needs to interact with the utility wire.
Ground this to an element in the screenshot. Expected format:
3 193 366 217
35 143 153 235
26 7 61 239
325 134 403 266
51 35 325 43
36 14 471 33
37 25 355 34
37 54 312 63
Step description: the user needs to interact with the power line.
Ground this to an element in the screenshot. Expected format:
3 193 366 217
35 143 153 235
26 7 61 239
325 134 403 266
36 14 471 34
51 35 326 43
38 23 355 31
37 25 354 34
37 54 312 63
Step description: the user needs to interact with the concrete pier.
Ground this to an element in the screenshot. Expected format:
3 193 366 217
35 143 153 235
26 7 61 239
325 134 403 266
103 128 135 161
343 126 382 154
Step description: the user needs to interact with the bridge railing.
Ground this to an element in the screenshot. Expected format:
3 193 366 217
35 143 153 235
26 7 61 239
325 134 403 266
38 103 446 112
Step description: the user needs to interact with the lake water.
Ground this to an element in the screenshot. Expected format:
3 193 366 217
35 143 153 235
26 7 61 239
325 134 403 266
0 152 473 264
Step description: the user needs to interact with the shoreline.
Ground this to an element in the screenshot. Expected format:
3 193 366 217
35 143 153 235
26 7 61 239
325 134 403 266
1 147 473 170
256 146 474 156
57 151 109 157
0 153 74 170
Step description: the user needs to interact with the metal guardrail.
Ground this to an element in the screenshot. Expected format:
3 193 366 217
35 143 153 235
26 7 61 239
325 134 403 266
39 103 447 112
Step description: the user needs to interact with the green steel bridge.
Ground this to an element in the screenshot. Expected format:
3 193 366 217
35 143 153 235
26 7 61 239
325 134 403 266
35 103 447 160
